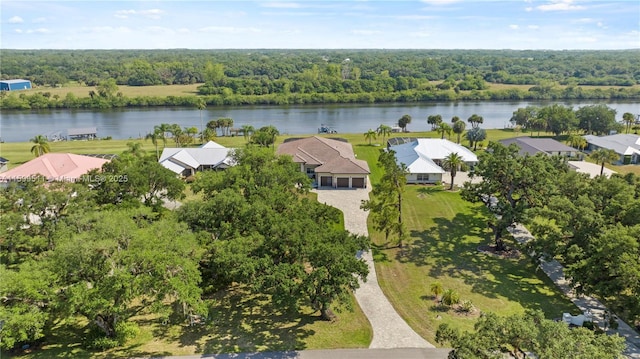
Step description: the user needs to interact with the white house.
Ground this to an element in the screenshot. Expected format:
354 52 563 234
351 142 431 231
159 141 235 177
389 138 478 184
583 134 640 165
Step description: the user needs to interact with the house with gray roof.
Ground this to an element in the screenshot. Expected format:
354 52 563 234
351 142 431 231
159 141 235 177
498 137 579 157
583 134 640 164
389 138 478 184
276 136 370 188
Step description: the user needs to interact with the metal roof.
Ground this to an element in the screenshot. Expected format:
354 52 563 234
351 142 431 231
67 127 97 136
584 134 640 156
389 139 478 175
0 79 31 84
499 137 577 156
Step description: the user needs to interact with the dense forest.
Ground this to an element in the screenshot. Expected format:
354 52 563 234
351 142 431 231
1 49 640 110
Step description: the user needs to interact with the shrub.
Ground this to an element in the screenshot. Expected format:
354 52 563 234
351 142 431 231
441 289 460 306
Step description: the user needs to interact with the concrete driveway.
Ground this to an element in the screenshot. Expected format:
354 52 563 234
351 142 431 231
314 182 435 349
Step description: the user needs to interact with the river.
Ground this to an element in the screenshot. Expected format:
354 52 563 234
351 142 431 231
1 100 638 142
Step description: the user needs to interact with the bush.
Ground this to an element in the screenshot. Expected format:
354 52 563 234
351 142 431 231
84 321 139 350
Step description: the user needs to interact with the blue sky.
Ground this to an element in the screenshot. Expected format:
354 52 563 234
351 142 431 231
1 0 638 50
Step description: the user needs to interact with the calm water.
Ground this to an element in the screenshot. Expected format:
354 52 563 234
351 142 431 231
1 101 638 142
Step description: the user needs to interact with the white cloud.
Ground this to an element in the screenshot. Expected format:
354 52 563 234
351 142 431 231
537 0 585 11
395 15 437 20
528 25 539 29
199 26 261 34
26 28 51 34
177 28 190 34
509 24 519 30
351 29 381 35
114 9 164 20
525 7 533 12
145 26 175 35
421 0 459 5
8 16 24 23
15 29 23 33
261 2 302 8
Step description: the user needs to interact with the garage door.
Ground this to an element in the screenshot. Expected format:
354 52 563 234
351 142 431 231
320 176 332 186
336 177 350 188
351 178 365 188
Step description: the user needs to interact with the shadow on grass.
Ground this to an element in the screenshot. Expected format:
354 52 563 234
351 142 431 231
416 186 445 196
159 287 316 356
400 211 577 317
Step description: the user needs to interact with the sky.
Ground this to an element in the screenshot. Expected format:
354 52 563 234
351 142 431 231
1 0 639 50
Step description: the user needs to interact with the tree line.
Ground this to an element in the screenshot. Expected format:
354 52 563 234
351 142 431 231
2 49 639 87
2 49 640 110
0 146 368 351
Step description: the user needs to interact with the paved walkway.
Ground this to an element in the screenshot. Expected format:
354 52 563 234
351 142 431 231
314 183 435 349
508 224 640 359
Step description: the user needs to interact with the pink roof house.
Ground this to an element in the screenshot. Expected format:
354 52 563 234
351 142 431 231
0 153 110 182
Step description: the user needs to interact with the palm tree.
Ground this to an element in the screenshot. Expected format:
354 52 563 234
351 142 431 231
430 282 444 302
154 123 171 147
452 120 466 144
427 114 443 131
441 152 465 190
197 98 206 143
466 127 487 151
398 114 412 132
590 148 619 176
364 129 377 145
441 289 460 306
30 135 51 157
622 112 635 134
436 122 452 139
467 114 483 129
451 116 460 124
376 124 392 146
567 134 587 151
145 131 160 160
241 125 255 141
185 126 199 145
124 142 146 158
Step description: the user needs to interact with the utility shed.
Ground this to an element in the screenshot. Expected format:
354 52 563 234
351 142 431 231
0 79 32 91
67 127 97 140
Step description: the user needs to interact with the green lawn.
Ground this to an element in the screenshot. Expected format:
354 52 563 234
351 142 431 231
366 187 578 345
13 290 371 359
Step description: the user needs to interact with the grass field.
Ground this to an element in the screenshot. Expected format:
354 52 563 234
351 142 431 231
14 290 371 359
366 187 578 345
24 84 201 98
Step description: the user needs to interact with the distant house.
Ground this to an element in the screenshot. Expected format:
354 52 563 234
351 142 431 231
159 141 235 177
0 153 110 182
567 161 616 178
389 138 478 184
0 157 9 173
67 127 97 140
0 79 32 91
276 136 370 188
583 134 640 164
498 137 579 157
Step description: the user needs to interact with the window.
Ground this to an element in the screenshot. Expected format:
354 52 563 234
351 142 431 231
417 174 429 182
